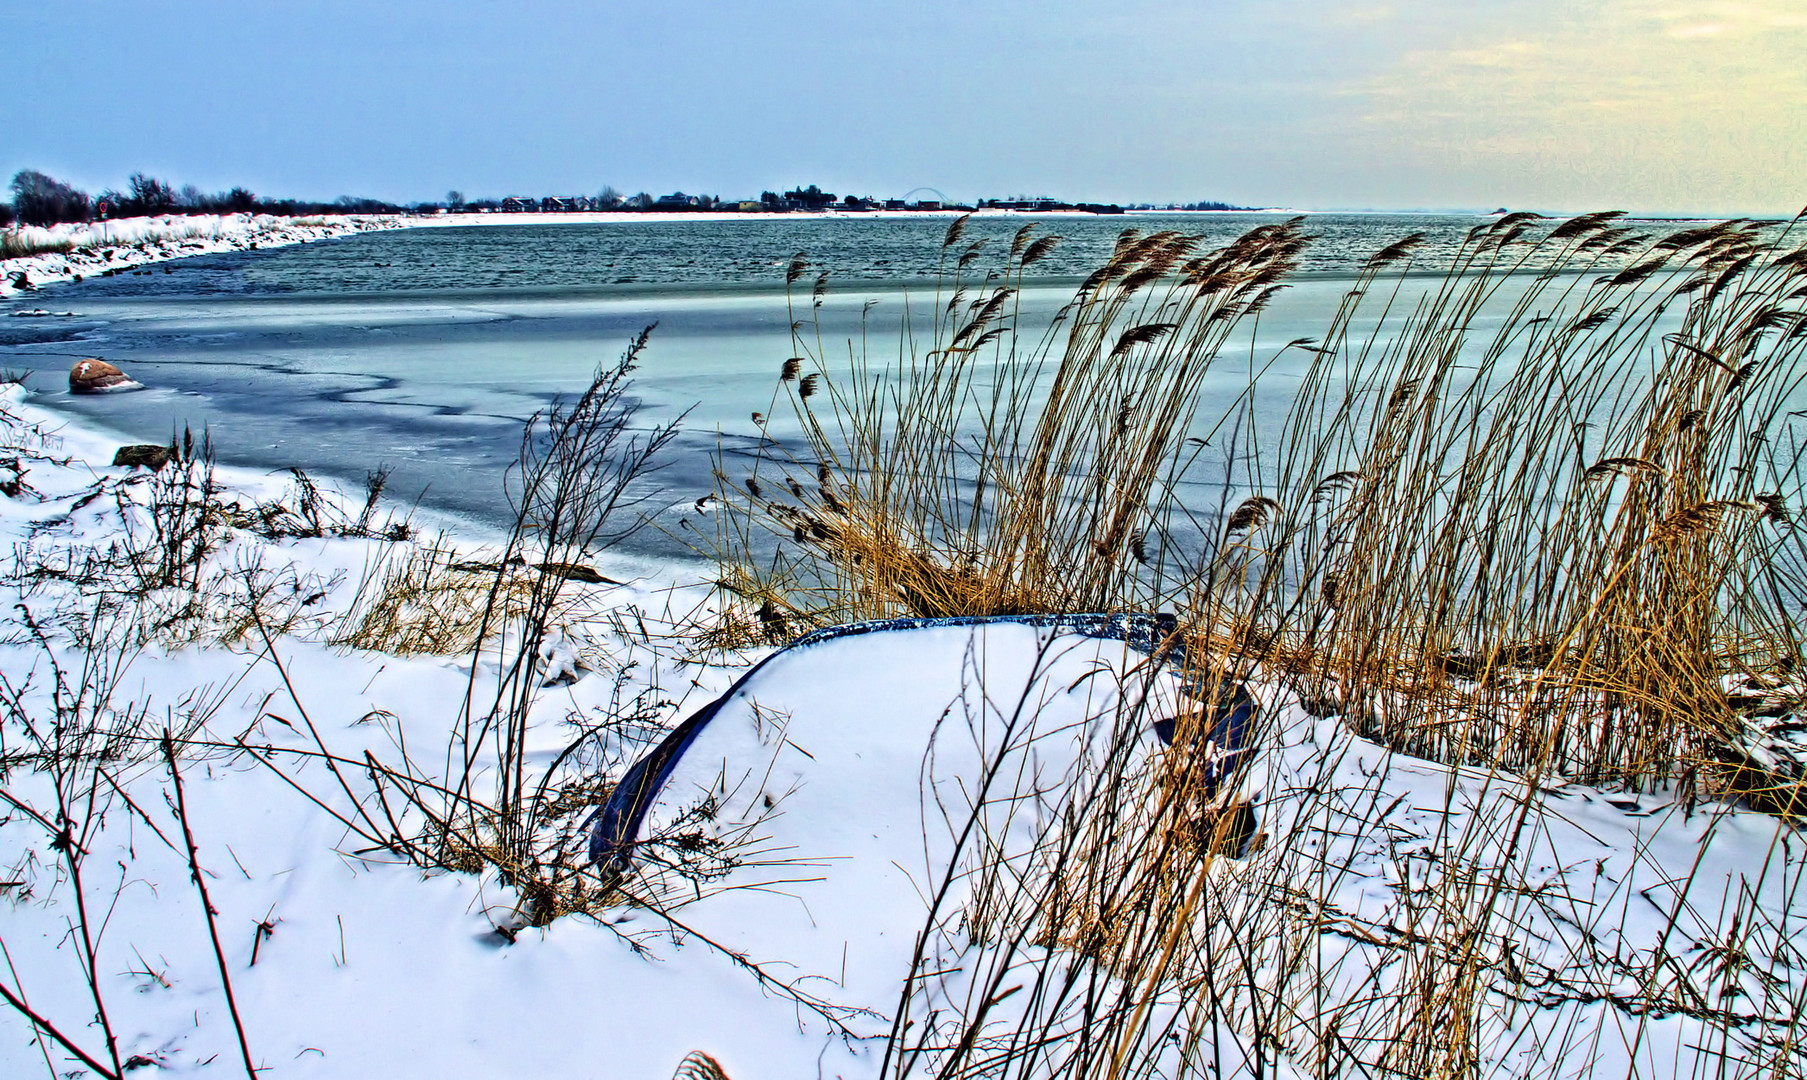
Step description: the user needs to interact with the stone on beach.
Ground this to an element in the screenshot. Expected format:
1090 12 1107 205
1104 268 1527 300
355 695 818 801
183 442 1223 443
112 444 172 470
68 358 135 393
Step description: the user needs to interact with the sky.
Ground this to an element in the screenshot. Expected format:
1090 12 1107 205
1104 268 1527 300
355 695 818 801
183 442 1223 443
4 0 1804 215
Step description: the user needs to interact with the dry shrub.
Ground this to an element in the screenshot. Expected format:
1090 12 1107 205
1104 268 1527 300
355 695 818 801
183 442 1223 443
143 550 341 649
1 425 371 652
330 538 539 655
261 330 689 932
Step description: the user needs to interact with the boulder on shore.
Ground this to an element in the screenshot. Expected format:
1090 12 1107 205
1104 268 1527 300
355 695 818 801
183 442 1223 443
69 358 134 393
112 444 172 470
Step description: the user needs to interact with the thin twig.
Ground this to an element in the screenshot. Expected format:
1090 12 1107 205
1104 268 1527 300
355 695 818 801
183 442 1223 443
162 730 259 1079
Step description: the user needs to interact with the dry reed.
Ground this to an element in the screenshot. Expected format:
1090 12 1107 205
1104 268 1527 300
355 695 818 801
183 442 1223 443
721 210 1807 800
709 211 1807 1078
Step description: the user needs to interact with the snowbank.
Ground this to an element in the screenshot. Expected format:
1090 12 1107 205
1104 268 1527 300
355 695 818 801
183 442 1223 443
0 214 405 297
2 384 1805 1079
406 207 1103 229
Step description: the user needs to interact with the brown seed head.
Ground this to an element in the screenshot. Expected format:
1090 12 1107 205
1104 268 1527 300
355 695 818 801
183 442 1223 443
1225 496 1280 534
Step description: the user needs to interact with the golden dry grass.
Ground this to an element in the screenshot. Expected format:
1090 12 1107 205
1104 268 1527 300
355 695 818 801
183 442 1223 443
721 211 1807 801
711 212 1807 1078
329 539 540 655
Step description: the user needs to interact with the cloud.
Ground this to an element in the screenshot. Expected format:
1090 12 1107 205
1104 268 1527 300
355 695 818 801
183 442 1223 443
1334 0 1807 211
1335 4 1398 24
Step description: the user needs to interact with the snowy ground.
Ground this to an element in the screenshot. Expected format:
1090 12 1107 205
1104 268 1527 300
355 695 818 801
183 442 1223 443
1 215 406 298
2 383 1804 1080
405 208 1087 228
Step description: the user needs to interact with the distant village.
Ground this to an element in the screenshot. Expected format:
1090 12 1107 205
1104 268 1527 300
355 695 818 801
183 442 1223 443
453 185 1249 216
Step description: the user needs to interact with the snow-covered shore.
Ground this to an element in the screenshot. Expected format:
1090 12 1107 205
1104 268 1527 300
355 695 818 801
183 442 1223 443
0 214 406 298
0 381 804 1077
407 207 1062 228
4 382 1807 1079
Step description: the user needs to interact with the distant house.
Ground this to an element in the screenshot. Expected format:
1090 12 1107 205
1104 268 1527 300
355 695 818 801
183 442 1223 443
884 199 907 210
501 196 533 213
984 198 1065 211
654 192 701 208
784 185 836 210
540 196 568 213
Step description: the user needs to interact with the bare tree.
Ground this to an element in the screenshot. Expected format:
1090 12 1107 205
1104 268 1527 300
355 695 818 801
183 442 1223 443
10 169 92 226
126 173 176 216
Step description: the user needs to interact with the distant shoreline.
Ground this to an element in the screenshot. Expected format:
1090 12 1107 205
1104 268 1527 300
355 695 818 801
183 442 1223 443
0 213 406 299
403 206 1289 227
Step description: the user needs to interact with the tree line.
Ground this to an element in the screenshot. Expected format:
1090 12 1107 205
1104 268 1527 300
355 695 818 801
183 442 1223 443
2 169 404 228
0 168 1252 229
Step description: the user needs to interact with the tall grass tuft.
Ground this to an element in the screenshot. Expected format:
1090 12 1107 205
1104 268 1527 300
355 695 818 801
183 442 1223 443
1199 211 1807 796
720 210 1807 801
710 209 1807 1075
716 217 1311 629
0 228 76 259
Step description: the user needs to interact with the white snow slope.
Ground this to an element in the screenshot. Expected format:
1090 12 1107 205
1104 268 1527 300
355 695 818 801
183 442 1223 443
2 384 1805 1079
2 215 405 297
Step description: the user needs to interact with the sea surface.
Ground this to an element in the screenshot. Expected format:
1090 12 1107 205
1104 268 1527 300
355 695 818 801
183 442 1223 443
0 212 1708 562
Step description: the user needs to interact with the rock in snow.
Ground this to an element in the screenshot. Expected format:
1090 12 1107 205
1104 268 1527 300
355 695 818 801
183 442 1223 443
68 357 135 393
111 443 172 470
